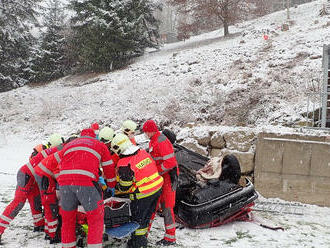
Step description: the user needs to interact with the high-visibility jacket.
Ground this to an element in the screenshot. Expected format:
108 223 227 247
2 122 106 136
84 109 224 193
148 131 179 176
57 129 116 187
21 145 62 178
117 149 163 200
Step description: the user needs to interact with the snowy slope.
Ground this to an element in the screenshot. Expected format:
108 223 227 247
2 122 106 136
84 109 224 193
1 1 330 141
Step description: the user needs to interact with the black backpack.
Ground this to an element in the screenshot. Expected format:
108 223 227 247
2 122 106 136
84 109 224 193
162 129 177 144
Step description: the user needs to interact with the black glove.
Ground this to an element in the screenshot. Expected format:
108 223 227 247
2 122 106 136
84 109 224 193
169 168 178 191
41 176 49 190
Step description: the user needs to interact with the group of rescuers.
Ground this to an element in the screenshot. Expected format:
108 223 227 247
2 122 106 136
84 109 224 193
0 119 180 248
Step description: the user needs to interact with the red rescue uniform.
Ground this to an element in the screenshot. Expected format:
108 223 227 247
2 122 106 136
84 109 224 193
57 129 116 248
148 131 179 243
34 150 62 239
104 142 120 167
0 146 60 236
129 136 137 146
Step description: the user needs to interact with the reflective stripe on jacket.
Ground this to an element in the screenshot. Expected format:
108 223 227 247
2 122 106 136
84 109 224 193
34 152 61 179
22 146 60 177
57 130 115 187
149 131 179 176
117 149 163 197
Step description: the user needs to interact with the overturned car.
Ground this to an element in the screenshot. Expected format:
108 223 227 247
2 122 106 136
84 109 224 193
170 135 258 229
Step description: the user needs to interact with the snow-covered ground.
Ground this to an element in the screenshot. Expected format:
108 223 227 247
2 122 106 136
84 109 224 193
1 1 330 247
0 140 330 248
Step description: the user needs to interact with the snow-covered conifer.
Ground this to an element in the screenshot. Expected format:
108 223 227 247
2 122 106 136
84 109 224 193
69 0 161 72
0 0 41 92
32 0 68 83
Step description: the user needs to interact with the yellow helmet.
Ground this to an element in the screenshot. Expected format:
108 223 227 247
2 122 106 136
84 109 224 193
48 133 64 148
111 133 132 155
99 127 114 144
121 120 137 135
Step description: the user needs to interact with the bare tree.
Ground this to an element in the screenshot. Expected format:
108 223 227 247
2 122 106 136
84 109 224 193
247 0 272 17
168 0 248 37
320 0 330 16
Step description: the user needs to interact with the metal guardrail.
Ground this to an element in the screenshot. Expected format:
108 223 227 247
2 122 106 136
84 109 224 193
304 45 330 129
306 92 322 128
253 199 305 215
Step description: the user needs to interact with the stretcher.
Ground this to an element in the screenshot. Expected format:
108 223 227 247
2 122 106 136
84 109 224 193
103 197 139 239
76 197 139 247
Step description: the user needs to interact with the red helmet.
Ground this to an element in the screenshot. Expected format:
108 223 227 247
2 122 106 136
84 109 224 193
91 122 99 131
142 120 158 133
81 128 96 138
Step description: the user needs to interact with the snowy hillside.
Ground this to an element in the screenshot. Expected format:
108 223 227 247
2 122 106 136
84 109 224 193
1 1 330 141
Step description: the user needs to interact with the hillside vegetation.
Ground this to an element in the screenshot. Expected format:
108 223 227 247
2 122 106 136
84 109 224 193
0 0 329 139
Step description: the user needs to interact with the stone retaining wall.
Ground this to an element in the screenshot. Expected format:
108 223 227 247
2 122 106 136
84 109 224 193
177 126 257 175
177 126 330 206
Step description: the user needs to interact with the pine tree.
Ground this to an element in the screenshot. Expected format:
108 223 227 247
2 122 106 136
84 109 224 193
69 0 161 72
32 0 68 83
0 0 41 92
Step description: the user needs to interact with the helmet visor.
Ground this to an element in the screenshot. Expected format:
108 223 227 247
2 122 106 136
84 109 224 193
124 128 134 136
100 137 111 144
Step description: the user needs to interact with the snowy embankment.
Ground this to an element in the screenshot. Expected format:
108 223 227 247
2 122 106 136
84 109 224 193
0 1 330 141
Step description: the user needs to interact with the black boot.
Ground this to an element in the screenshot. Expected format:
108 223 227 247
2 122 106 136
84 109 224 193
49 235 61 244
50 225 61 244
77 237 84 248
127 238 134 248
33 226 44 232
128 235 148 248
44 233 50 240
103 233 109 242
0 233 2 244
156 239 176 246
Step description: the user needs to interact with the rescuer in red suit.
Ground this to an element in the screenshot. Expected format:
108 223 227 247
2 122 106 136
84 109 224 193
142 120 179 246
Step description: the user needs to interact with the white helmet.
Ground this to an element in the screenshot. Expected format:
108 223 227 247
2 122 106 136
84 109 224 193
48 133 64 148
99 127 114 144
111 133 133 155
121 120 137 135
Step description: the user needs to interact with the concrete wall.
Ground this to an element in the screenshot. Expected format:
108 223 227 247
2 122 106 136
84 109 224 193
255 133 330 207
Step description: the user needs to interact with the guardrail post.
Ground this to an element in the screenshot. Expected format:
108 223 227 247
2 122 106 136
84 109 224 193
321 45 330 128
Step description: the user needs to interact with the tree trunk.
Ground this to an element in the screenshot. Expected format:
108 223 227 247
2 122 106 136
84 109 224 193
223 19 229 36
223 3 229 36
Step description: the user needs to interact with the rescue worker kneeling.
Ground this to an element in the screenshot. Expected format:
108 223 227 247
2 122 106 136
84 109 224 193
111 133 163 248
